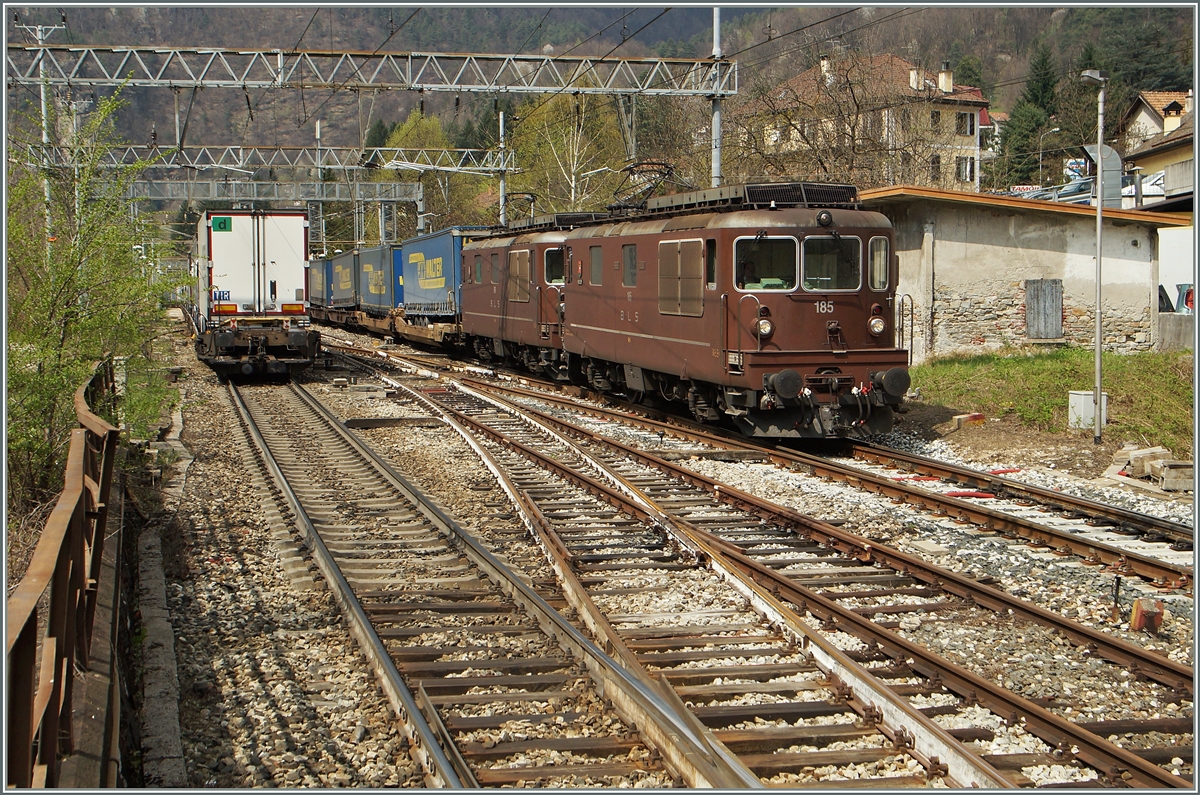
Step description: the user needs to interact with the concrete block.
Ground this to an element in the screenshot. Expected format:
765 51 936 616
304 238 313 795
1159 461 1194 492
909 539 951 556
1128 447 1171 478
952 413 985 429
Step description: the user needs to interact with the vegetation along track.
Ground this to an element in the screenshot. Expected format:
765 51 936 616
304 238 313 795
326 347 1193 787
227 378 797 788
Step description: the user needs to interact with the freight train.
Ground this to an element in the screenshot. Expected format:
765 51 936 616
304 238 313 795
188 209 321 378
308 182 910 438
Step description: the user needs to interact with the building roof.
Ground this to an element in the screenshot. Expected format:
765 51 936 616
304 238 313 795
758 53 989 112
860 184 1191 226
1126 112 1194 160
1128 91 1192 122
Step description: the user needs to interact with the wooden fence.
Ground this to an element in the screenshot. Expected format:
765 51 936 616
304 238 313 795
6 362 122 788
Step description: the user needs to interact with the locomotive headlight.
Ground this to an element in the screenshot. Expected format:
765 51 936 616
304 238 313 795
868 316 887 336
754 317 775 338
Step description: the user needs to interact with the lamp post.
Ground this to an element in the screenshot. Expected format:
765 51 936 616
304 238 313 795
1081 69 1108 445
1038 127 1060 186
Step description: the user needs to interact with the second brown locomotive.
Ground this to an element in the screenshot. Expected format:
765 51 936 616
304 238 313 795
459 183 910 438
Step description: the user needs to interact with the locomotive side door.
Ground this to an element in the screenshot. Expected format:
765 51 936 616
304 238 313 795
539 246 566 341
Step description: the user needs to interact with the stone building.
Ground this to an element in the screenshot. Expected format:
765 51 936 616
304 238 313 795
859 186 1191 363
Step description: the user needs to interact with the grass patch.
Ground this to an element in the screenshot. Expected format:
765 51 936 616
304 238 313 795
910 347 1194 457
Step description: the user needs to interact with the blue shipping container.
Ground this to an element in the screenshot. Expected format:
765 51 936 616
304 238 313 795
392 246 405 309
358 246 394 317
400 228 475 319
307 258 332 307
330 250 359 307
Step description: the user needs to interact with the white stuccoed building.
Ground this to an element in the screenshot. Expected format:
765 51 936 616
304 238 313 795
860 186 1192 363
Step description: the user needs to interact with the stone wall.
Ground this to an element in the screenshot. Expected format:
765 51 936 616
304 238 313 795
928 282 1154 356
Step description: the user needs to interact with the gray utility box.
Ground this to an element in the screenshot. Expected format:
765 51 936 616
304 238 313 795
1068 390 1107 429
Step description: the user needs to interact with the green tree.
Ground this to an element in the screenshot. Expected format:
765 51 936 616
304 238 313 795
7 92 181 522
998 100 1050 186
364 117 392 149
954 55 987 97
385 109 492 231
1020 44 1059 117
509 90 625 213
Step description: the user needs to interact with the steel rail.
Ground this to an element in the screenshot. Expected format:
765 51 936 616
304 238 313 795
288 378 753 789
227 382 464 788
469 385 1020 789
851 441 1193 544
461 377 1194 591
417 380 1011 789
452 383 1194 789
508 396 1195 693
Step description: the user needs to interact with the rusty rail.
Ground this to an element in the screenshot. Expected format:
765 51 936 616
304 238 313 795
6 362 122 788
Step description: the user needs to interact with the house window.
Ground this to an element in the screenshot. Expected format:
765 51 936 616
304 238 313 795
956 156 976 182
956 111 976 136
930 109 941 130
900 107 912 133
930 154 942 181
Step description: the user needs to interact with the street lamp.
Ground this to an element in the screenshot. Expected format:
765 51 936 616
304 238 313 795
1081 69 1108 445
1038 127 1060 186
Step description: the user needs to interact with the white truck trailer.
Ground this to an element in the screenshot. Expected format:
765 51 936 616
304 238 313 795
191 210 319 377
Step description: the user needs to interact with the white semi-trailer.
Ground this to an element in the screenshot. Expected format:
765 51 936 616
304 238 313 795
190 210 319 377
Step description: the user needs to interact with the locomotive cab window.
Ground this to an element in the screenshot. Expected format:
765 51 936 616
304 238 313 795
734 236 797 291
545 248 565 284
802 236 861 292
490 253 499 284
473 254 482 284
868 237 889 290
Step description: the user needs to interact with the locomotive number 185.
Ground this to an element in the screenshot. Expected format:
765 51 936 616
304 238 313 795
815 301 835 314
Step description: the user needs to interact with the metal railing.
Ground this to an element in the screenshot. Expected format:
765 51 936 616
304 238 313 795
6 362 121 788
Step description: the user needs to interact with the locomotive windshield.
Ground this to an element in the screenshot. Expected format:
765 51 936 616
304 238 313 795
734 236 798 290
802 236 861 291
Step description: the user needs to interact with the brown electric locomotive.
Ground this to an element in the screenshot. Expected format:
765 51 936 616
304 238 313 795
459 182 910 439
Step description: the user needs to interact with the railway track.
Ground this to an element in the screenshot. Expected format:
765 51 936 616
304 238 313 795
319 348 1192 787
461 376 1194 592
226 380 758 787
323 336 1191 591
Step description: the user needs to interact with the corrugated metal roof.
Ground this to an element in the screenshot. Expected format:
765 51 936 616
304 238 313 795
860 185 1191 226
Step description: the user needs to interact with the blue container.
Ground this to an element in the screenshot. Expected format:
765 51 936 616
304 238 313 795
358 246 395 317
307 258 332 307
400 228 479 319
330 250 359 308
392 246 405 309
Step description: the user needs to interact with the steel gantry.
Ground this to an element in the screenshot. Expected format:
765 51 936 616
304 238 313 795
6 45 737 96
22 144 515 175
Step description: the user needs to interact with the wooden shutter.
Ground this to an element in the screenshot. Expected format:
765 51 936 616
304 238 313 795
1025 279 1063 339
